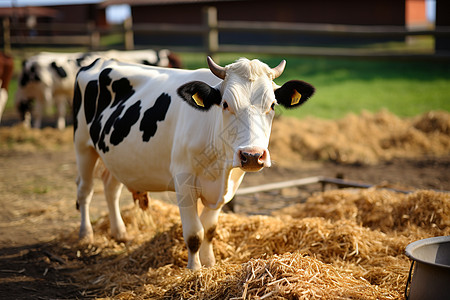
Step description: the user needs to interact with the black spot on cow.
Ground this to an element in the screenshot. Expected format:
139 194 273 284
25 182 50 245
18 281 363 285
206 225 216 242
110 101 141 146
111 78 135 108
85 79 102 147
73 82 82 134
20 62 41 87
97 68 113 116
50 62 67 78
187 235 201 253
84 80 99 125
140 93 171 142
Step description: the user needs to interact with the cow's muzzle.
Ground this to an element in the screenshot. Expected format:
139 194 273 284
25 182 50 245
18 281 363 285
235 147 270 171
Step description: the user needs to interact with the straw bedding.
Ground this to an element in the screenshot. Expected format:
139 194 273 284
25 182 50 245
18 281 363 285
53 189 449 299
269 110 450 165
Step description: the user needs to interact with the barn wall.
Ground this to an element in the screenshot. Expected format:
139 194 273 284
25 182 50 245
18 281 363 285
131 0 407 47
132 0 407 25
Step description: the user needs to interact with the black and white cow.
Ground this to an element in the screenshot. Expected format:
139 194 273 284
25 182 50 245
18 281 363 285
16 49 181 129
73 56 315 269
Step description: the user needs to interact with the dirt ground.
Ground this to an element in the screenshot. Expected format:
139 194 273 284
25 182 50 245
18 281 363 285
0 111 449 299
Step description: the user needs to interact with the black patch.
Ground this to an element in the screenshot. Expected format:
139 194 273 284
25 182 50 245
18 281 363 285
274 80 315 109
187 235 201 253
110 101 141 146
139 93 171 142
84 80 99 125
111 78 135 108
206 226 216 242
73 82 82 134
50 61 67 78
97 68 113 115
20 62 41 87
177 81 221 111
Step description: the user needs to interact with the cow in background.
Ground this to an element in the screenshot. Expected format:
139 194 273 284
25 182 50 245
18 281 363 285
73 56 315 269
0 52 14 124
15 49 181 129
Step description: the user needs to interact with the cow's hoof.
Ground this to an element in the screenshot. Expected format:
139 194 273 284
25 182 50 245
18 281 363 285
79 231 94 244
112 231 130 243
79 234 94 245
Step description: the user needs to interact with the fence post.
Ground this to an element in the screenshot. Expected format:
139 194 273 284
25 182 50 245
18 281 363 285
2 17 11 55
203 6 218 57
89 21 100 50
124 17 134 50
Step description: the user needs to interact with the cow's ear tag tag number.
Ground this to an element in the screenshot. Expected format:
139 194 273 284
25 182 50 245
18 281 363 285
192 92 205 107
291 89 302 105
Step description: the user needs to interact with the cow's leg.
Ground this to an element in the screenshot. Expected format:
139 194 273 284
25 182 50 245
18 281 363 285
32 99 43 129
199 205 221 267
101 169 127 242
76 148 98 243
55 96 66 130
176 174 203 270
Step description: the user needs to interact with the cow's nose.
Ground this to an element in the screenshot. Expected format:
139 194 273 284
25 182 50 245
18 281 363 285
239 148 268 171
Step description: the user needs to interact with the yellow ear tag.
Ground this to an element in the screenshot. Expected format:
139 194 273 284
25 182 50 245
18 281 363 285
291 89 302 105
192 92 205 107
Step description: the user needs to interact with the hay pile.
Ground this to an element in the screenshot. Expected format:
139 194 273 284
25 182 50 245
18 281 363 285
270 110 450 165
54 189 449 299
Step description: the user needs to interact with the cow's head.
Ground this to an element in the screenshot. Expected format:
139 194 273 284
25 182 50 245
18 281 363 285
178 57 315 172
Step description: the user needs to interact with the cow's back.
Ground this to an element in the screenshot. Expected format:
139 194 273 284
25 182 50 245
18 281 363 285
74 58 220 191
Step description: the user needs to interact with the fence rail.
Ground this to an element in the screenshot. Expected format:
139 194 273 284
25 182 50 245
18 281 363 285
2 6 450 58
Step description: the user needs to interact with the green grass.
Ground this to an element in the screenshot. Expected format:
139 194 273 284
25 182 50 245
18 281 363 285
6 51 450 120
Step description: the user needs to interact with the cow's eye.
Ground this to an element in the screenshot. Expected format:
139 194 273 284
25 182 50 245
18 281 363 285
270 102 276 110
222 101 229 110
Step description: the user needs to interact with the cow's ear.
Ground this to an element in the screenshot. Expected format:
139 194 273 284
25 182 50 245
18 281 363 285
177 81 222 111
275 80 315 108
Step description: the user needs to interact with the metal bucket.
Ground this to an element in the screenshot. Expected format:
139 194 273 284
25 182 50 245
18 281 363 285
405 236 450 300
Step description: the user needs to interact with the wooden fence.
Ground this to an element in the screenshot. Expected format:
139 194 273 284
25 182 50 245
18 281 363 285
3 6 450 58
